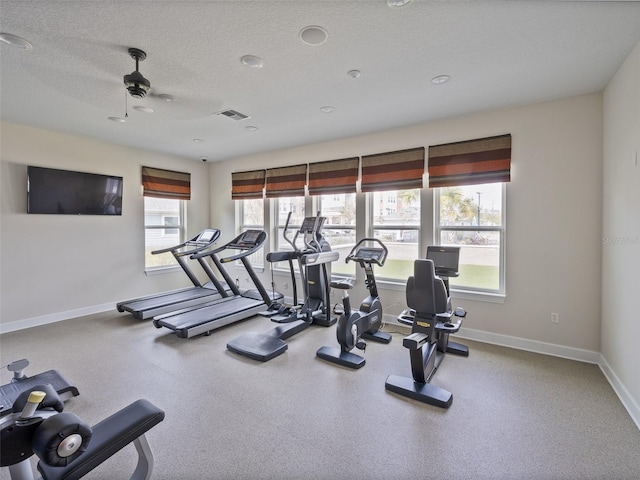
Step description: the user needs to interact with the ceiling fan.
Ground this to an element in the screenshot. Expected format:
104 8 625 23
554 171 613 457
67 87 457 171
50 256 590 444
123 47 150 99
117 46 220 120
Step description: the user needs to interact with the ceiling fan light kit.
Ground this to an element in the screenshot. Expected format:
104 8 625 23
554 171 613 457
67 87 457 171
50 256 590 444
123 47 150 99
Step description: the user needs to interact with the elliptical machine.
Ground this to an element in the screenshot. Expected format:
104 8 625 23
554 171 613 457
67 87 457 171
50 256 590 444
226 215 339 362
385 259 467 408
316 238 392 369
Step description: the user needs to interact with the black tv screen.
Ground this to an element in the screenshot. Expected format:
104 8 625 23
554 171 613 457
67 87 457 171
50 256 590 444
27 166 123 215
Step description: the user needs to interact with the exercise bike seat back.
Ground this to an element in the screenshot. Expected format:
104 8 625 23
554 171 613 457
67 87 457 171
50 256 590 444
406 259 448 320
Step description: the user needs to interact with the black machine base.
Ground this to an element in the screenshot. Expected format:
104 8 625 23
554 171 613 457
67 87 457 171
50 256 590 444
385 374 453 409
446 340 469 356
227 332 288 362
0 369 79 417
227 318 310 362
316 346 365 369
361 330 392 344
311 312 337 327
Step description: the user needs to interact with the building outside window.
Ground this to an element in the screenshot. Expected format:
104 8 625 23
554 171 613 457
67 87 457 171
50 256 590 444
144 197 185 269
274 196 306 251
238 198 265 268
316 193 356 276
370 188 420 282
434 182 505 293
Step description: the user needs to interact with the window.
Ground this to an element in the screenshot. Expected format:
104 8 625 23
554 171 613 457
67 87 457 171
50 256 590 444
238 198 265 268
274 196 306 252
370 188 421 282
144 197 185 269
435 182 505 293
316 193 356 276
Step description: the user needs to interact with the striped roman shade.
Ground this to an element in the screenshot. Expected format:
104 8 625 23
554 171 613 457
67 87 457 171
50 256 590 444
265 164 307 198
231 169 266 200
308 157 359 195
428 134 512 188
142 166 191 200
361 147 425 192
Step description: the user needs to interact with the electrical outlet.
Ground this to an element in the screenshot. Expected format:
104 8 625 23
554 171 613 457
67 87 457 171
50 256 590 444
551 312 559 324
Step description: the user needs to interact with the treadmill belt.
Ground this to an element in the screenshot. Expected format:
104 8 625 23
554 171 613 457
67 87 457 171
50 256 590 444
155 296 264 330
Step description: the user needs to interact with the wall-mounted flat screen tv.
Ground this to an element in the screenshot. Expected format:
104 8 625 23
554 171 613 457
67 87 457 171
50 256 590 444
27 166 123 215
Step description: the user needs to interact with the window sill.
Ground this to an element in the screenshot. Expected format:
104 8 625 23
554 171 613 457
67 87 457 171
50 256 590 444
451 289 505 304
145 265 181 276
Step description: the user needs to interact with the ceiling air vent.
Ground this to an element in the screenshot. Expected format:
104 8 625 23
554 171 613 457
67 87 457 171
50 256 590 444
217 109 250 121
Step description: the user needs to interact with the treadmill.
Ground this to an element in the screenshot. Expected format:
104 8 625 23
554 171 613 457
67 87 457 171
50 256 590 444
117 228 229 320
152 229 283 338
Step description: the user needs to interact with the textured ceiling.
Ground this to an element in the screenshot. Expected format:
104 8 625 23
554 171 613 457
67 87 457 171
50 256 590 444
2 0 640 162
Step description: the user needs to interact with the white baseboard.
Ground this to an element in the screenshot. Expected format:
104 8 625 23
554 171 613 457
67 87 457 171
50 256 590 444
0 302 115 334
3 308 638 430
382 315 639 429
598 357 640 430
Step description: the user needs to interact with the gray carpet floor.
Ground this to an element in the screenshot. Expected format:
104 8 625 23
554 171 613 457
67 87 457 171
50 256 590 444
1 311 639 480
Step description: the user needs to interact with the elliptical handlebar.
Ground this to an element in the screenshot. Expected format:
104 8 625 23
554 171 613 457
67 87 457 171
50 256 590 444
282 211 297 252
345 238 388 267
303 213 323 253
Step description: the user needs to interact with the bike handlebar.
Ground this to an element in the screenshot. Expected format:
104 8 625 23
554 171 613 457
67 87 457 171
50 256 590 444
345 238 388 267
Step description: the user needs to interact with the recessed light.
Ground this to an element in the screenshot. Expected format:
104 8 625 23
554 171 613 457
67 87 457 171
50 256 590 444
193 138 205 143
347 69 361 79
158 94 176 102
241 55 264 68
133 105 154 113
387 0 413 7
108 117 126 123
320 106 334 113
245 126 258 132
431 74 451 85
0 33 33 50
299 26 328 46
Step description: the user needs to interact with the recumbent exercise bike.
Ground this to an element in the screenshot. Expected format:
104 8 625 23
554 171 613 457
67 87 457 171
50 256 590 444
385 258 467 408
316 238 392 369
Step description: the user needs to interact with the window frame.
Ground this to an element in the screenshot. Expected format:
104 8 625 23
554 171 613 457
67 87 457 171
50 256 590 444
143 197 186 272
367 188 422 283
433 182 506 296
237 197 265 270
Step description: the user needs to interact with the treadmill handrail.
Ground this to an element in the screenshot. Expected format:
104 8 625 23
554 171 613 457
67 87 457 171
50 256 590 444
190 231 267 262
151 229 221 256
219 241 265 264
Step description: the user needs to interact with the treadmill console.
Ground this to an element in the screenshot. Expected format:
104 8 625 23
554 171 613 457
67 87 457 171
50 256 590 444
234 229 264 248
300 216 326 234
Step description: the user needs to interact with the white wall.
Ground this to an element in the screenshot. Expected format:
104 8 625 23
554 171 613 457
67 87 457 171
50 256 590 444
602 40 640 420
0 122 210 329
210 92 603 353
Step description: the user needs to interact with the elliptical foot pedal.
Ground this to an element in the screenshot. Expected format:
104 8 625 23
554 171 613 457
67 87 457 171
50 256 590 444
227 332 288 362
316 346 365 369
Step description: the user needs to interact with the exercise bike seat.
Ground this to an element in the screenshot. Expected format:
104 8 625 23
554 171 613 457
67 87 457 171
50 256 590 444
330 278 353 290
